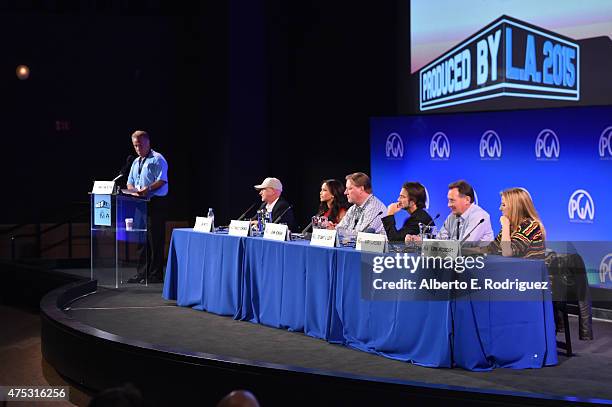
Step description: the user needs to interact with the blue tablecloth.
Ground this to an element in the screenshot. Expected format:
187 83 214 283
163 228 557 370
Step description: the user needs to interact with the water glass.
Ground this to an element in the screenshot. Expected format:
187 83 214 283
312 215 329 229
420 224 438 240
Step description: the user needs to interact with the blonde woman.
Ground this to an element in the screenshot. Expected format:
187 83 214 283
489 188 546 259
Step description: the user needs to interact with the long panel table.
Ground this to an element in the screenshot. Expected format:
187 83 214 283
163 228 557 371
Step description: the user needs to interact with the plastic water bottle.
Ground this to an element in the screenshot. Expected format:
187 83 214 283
256 209 265 234
207 208 215 231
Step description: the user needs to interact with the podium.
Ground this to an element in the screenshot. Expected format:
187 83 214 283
90 190 149 287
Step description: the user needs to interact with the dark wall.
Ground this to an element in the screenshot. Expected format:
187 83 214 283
254 1 399 228
3 10 186 223
2 1 400 229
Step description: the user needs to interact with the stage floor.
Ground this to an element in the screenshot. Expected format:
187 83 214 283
65 285 612 404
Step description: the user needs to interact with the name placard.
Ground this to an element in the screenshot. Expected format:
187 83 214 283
92 181 116 194
229 220 250 237
356 232 387 253
421 239 460 259
263 223 289 241
194 217 214 233
310 229 338 248
93 194 112 226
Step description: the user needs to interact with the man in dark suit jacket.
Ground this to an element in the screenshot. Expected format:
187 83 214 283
382 181 434 242
253 177 296 230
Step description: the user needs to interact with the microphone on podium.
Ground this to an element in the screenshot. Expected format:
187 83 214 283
112 155 135 182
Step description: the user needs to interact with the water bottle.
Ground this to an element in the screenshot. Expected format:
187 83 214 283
207 208 215 232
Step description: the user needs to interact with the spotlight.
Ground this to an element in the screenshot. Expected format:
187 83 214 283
16 65 30 80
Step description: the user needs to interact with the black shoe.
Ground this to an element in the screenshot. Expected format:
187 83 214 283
127 275 145 284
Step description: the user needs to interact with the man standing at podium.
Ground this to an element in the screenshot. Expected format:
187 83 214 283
126 130 169 284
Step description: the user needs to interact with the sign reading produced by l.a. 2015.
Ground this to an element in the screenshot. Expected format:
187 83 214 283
419 15 579 111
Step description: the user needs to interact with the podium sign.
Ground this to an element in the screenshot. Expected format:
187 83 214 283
93 194 112 226
92 180 116 194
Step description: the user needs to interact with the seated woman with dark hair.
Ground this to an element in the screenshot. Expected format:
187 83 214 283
488 187 546 259
382 181 434 242
318 179 350 226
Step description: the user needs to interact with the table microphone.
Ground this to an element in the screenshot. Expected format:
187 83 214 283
273 205 293 224
360 211 383 233
459 218 485 244
237 201 259 221
300 221 313 234
423 213 440 227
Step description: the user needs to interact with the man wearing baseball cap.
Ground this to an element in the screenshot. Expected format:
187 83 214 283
253 177 296 230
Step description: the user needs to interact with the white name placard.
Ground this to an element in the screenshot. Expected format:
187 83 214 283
92 181 116 194
356 232 387 253
229 220 251 237
310 229 338 248
421 239 460 259
194 217 214 233
263 223 289 241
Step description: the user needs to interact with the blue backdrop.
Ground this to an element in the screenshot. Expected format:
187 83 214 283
371 106 612 287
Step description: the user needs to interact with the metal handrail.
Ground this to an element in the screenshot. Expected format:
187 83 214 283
9 207 90 261
0 201 89 236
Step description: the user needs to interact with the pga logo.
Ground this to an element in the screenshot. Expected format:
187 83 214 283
385 132 404 159
479 130 502 159
600 254 612 284
535 129 560 160
430 132 450 160
568 189 595 222
95 200 110 209
599 126 612 160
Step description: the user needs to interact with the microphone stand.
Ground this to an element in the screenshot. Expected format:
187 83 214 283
360 211 383 233
273 205 293 224
237 202 259 221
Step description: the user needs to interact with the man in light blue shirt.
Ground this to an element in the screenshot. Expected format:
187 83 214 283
438 180 493 243
127 133 168 197
126 130 169 284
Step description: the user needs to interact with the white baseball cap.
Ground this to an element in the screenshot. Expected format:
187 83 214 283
254 177 283 192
